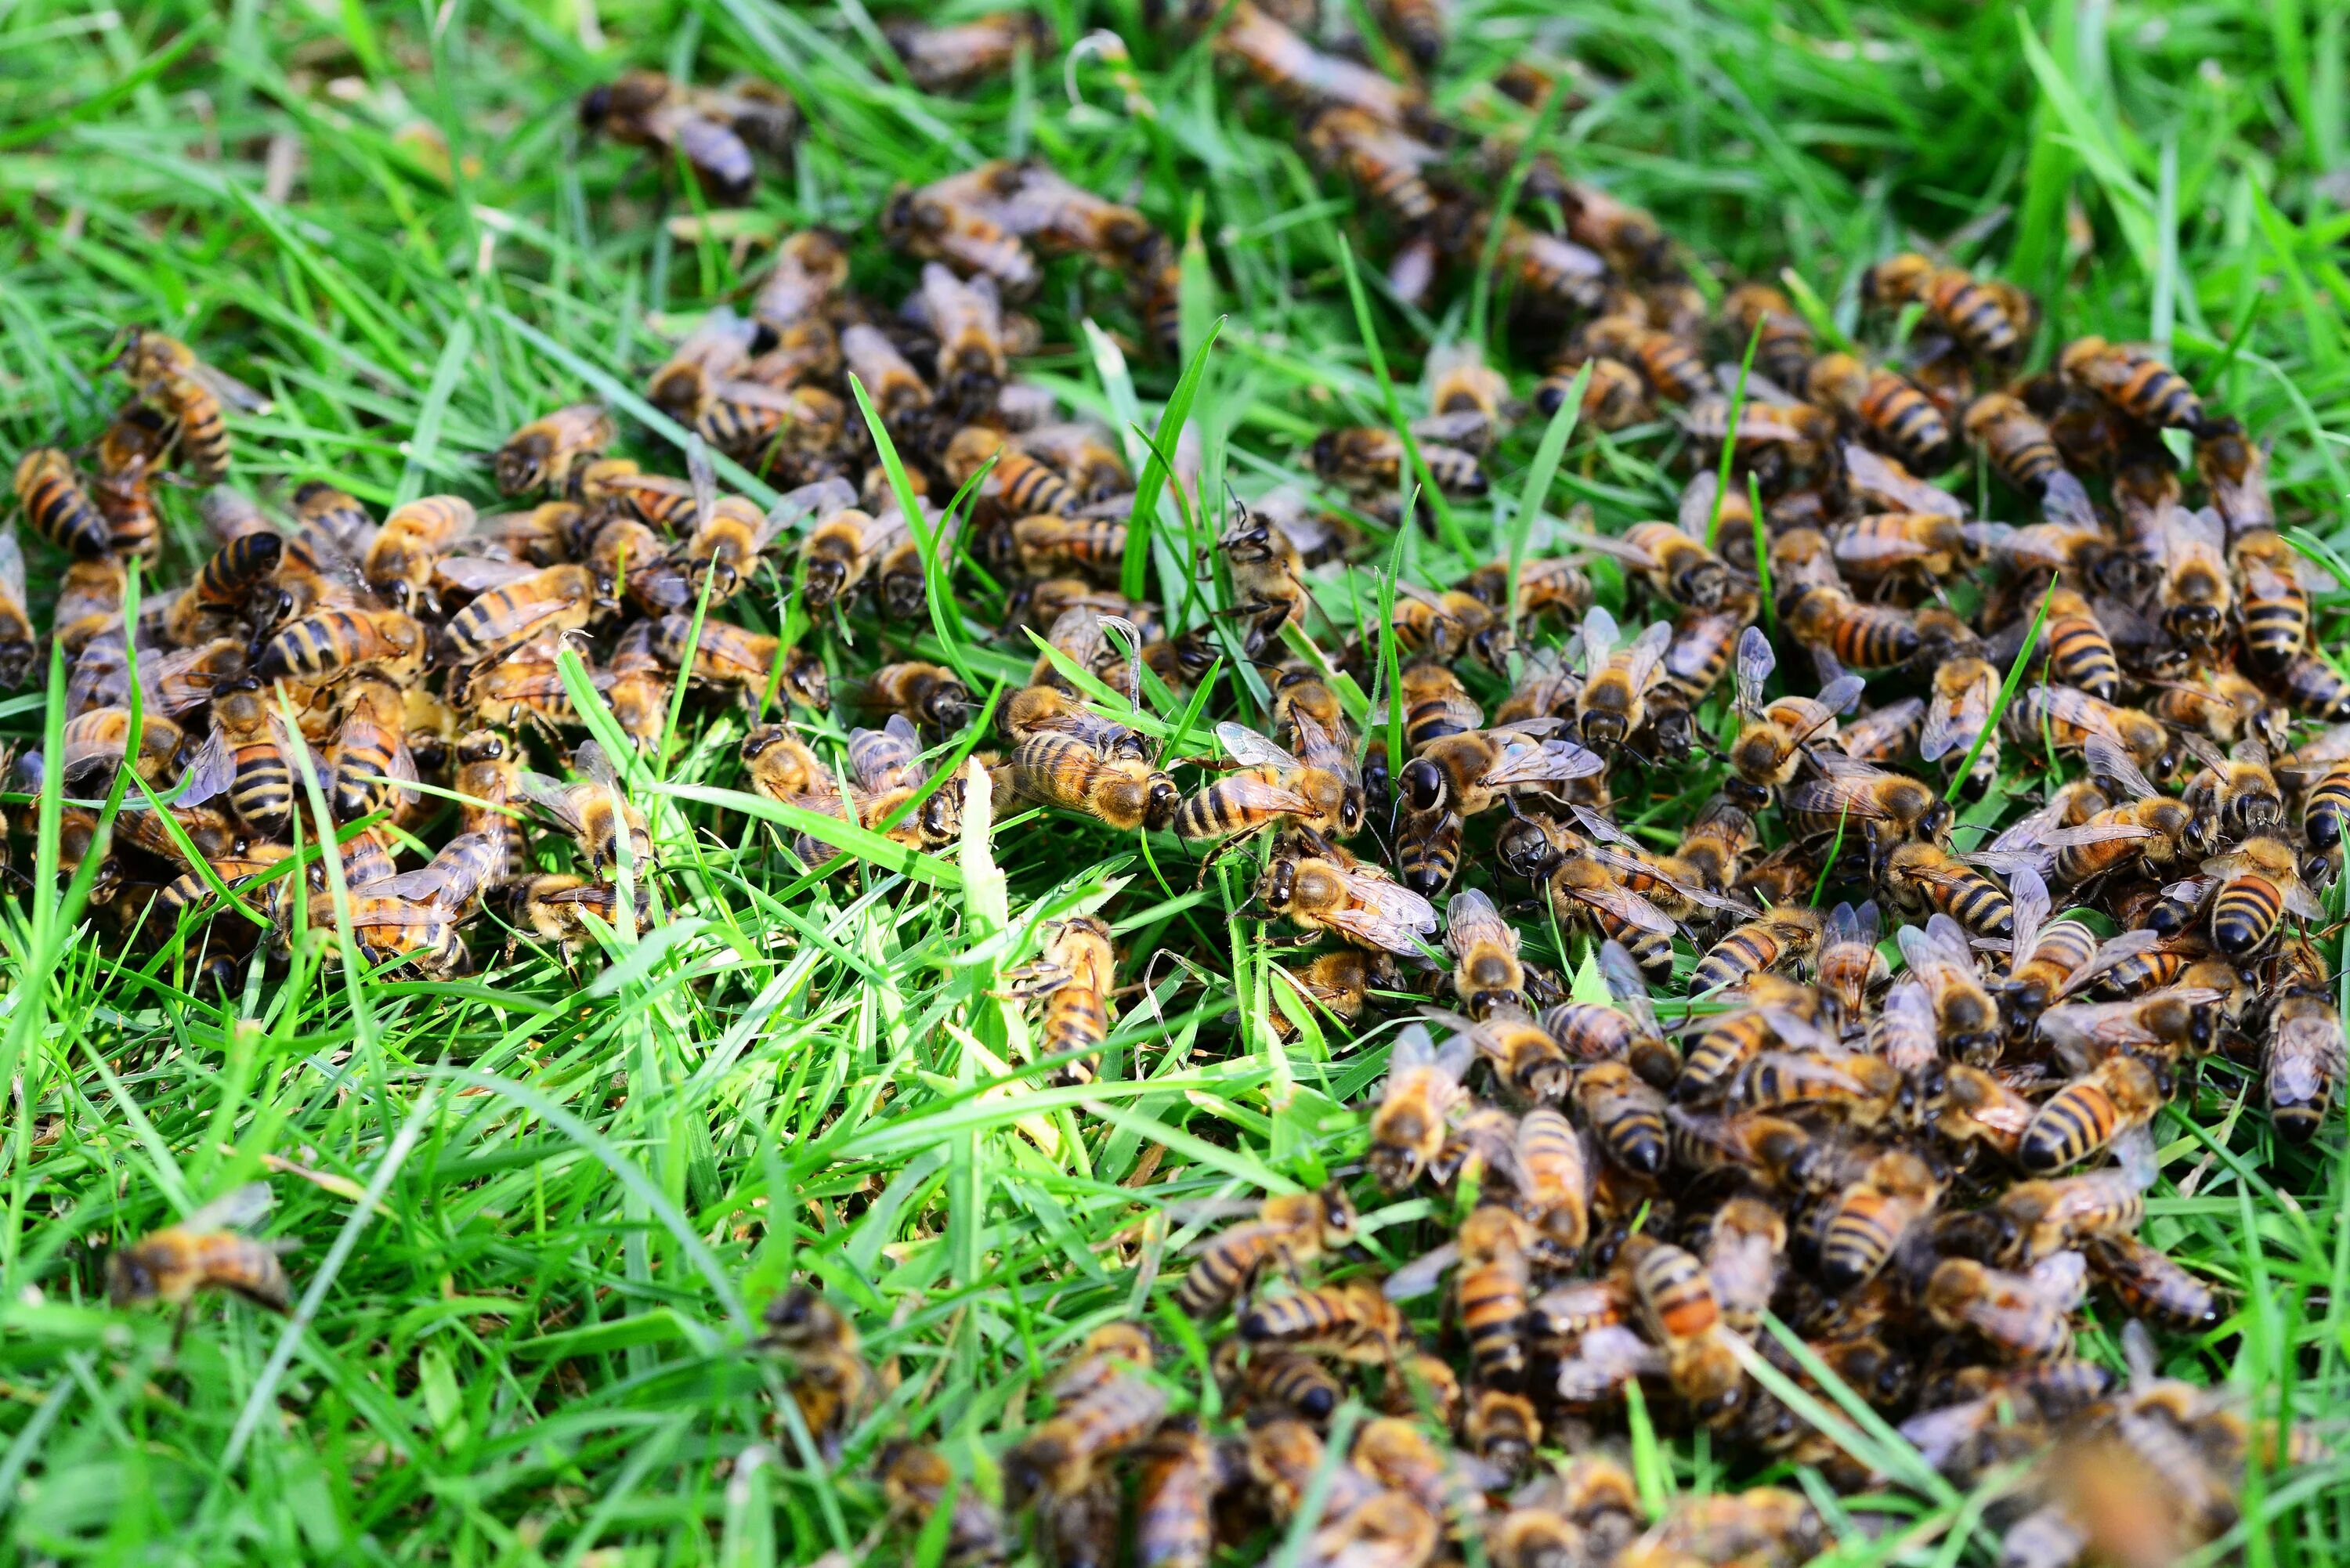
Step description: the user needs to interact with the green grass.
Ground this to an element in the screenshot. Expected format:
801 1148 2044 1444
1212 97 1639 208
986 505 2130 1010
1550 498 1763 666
2 0 2349 1563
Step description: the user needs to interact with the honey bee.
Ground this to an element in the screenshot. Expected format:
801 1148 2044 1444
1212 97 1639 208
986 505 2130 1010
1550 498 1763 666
2225 529 2310 675
1675 974 1828 1107
1783 751 1952 875
1786 585 1922 673
115 331 270 486
1574 520 1739 612
492 403 613 497
1019 916 1116 1089
579 72 784 206
2175 733 2284 848
1363 1024 1473 1190
2059 337 2205 432
2196 414 2272 532
1013 425 1131 505
1620 1234 1743 1420
1270 948 1399 1044
1882 841 2016 941
1898 912 2003 1064
1964 392 2097 524
881 187 1039 299
1570 314 1706 404
1738 1044 1903 1127
1577 1060 1669 1176
493 875 651 962
85 403 165 560
253 606 425 686
2000 867 2100 1043
1572 609 1674 755
1239 1279 1406 1364
1829 510 1994 591
1658 595 1755 722
694 378 845 467
1918 1060 2035 1169
2020 1053 2166 1174
2269 650 2350 721
1815 899 1888 1030
1864 254 2034 359
1692 906 1822 995
1444 887 1529 1017
2265 988 2345 1144
519 741 652 878
1006 732 1180 834
882 10 1053 89
946 424 1079 518
876 1443 1008 1568
757 1285 872 1461
1537 354 1650 430
2153 505 2233 663
437 562 605 667
1722 282 1816 391
1923 1254 2084 1361
1810 1147 1941 1290
1303 107 1446 222
1132 1420 1217 1568
1311 425 1488 497
1725 627 1865 808
13 446 113 558
2200 833 2321 958
1257 828 1441 957
1006 1334 1167 1507
1806 351 1953 471
324 677 418 823
1402 721 1607 835
107 1182 289 1317
1449 1204 1537 1382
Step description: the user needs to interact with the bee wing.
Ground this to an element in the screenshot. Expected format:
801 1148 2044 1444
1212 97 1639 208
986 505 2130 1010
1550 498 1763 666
1900 1396 1996 1469
2040 469 2096 529
435 555 541 594
519 771 588 833
1199 771 1318 819
0 529 23 604
1917 688 1965 761
1621 621 1674 688
1824 899 1867 953
1577 605 1620 674
1324 875 1442 954
573 739 623 791
1477 735 1607 789
1677 473 1720 536
174 729 236 807
763 478 858 545
1894 919 1964 977
1383 1241 1462 1302
1721 366 1800 405
2175 730 2228 774
2026 1251 2089 1311
1409 410 1491 446
1842 443 1965 518
2007 865 2049 962
2030 685 2127 747
1560 876 1677 936
705 378 817 413
1444 887 1509 952
1734 625 1774 715
1873 977 1938 1071
1567 803 1638 848
1386 1021 1436 1071
2076 736 2157 804
1559 1325 1664 1396
1757 1011 1844 1056
183 1180 273 1233
190 362 273 414
1783 774 1903 822
684 431 718 526
1217 721 1303 773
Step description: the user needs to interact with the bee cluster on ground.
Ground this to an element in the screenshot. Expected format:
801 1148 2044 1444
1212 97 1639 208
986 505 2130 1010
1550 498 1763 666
13 3 2347 1566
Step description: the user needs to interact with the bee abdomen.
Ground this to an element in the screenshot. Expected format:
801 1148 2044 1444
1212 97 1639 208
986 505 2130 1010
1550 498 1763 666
2210 879 2283 956
2019 1086 2117 1173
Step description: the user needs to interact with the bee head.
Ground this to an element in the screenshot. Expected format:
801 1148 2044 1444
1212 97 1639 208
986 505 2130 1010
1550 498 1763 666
1400 757 1448 815
1143 774 1181 834
1579 711 1628 752
104 1249 154 1307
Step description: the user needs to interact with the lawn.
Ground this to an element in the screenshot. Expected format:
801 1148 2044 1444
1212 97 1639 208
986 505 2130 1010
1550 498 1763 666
2 0 2348 1564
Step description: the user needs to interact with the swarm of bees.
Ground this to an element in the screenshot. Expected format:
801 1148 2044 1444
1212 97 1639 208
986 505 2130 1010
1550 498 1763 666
21 10 2348 1567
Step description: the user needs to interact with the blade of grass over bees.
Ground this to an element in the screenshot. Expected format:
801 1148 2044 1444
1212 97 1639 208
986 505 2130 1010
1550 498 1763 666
851 372 982 694
1748 470 1775 638
1125 315 1224 601
1336 234 1470 562
1945 576 2057 804
1506 362 1587 653
1707 320 1763 550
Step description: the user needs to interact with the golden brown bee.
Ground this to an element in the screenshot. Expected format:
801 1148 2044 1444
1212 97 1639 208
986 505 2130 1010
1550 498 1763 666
86 403 166 560
882 186 1039 299
519 740 653 878
1311 425 1488 497
1011 515 1126 580
883 11 1054 91
2151 504 2233 661
1723 282 1817 390
579 72 785 207
876 1442 1007 1568
492 874 649 960
1673 975 1827 1107
1702 1196 1786 1338
114 331 269 486
1132 1419 1217 1568
1806 351 1953 471
1724 627 1864 809
2266 649 2350 720
841 323 935 442
1571 608 1674 754
2229 526 2309 674
1001 683 1152 767
2059 336 2205 431
1577 1060 1669 1176
1007 425 1130 508
0 531 36 689
1691 906 1822 995
1574 519 1739 613
646 306 760 424
2195 414 2272 530
439 562 604 667
1738 1046 1902 1126
2202 832 2321 958
1924 1255 2081 1362
2019 1053 2166 1175
757 1284 872 1460
324 676 418 824
1256 827 1441 956
1177 720 1361 849
1198 510 1305 659
1006 1332 1167 1508
253 605 425 687
1782 750 1951 874
1393 659 1484 751
1303 106 1445 222
855 662 967 738
945 424 1079 519
2027 584 2123 701
13 446 114 558
1818 1148 1943 1289
2265 988 2345 1143
1786 585 1921 673
1830 511 1990 587
1897 912 2003 1065
1882 841 2015 941
1367 1024 1474 1189
1021 916 1117 1089
1864 254 2034 359
1537 353 1650 429
1998 873 2099 1044
1211 1 1434 133
1576 313 1708 404
1814 899 1888 1030
1964 392 2096 522
1219 1342 1343 1423
1238 1279 1405 1364
1444 887 1528 1017
178 684 312 840
1464 560 1594 637
494 403 614 496
1006 732 1180 834
1269 948 1397 1044
107 1183 289 1316
1620 1234 1744 1421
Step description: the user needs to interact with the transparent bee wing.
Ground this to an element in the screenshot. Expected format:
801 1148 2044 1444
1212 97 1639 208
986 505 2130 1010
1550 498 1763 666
182 1180 274 1233
1383 1241 1461 1302
1915 692 1964 763
2175 730 2227 773
1444 887 1509 950
1478 735 1607 789
2007 865 2049 963
434 555 541 594
2026 1251 2089 1310
174 729 236 807
574 739 622 790
2041 469 2096 529
190 361 273 414
1842 443 1965 518
1217 721 1303 773
1408 410 1491 446
1561 876 1677 936
1814 674 1866 718
685 432 718 529
2027 685 2126 747
2111 1125 2160 1191
1676 472 1719 536
1621 620 1674 689
0 530 23 604
2081 735 2157 801
1755 1010 1843 1056
1873 977 1937 1071
1325 875 1441 954
1899 1396 1995 1469
1733 625 1773 716
518 771 588 834
1719 366 1798 405
1565 803 1636 848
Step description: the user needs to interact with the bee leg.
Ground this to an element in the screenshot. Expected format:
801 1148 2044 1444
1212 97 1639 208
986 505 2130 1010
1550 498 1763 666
169 1299 195 1359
